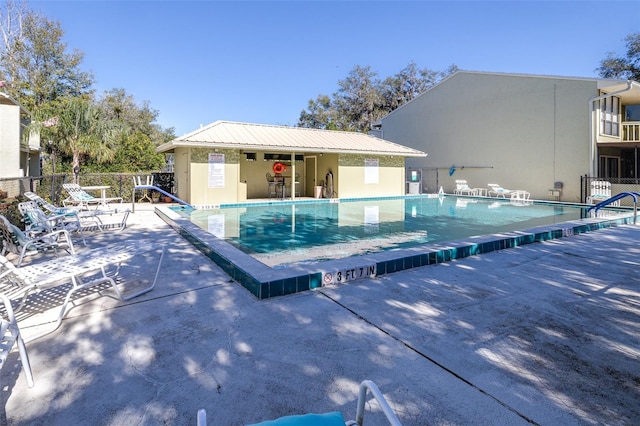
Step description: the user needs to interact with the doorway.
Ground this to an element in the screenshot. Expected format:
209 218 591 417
304 156 317 197
599 155 620 178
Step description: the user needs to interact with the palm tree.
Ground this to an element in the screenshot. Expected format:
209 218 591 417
44 96 120 177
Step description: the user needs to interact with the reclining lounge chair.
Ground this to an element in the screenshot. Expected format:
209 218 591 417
24 192 130 232
197 380 402 426
19 201 86 246
0 241 164 342
0 293 34 388
454 180 475 196
62 183 122 210
488 183 512 198
0 215 75 267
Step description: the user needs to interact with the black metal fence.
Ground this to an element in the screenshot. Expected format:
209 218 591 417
0 172 174 204
581 175 640 205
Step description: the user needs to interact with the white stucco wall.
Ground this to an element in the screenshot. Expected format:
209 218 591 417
378 72 597 202
0 104 22 178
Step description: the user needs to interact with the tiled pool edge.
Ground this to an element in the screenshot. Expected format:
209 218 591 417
155 205 637 300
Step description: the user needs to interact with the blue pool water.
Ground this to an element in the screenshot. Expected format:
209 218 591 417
181 196 593 267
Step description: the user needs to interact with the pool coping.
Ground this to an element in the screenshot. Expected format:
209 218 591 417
155 196 637 299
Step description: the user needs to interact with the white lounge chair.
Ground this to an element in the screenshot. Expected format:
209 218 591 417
197 380 402 426
24 191 80 217
0 241 164 341
24 192 129 232
454 180 475 195
510 190 530 201
62 183 122 210
18 201 86 246
0 215 75 267
0 293 33 388
488 183 512 198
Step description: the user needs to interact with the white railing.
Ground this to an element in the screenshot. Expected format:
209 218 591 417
623 121 640 142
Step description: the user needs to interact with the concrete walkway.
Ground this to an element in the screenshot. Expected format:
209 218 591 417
1 206 638 425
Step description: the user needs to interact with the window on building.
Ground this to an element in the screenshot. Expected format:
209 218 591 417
600 96 620 137
625 104 640 121
263 153 304 161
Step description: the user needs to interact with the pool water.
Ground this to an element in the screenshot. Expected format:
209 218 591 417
184 196 590 267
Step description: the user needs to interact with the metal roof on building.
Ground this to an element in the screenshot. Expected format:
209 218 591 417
156 120 427 157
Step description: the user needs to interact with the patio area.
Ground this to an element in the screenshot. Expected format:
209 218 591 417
1 204 638 425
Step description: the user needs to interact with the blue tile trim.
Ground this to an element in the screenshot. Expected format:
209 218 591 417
156 205 636 300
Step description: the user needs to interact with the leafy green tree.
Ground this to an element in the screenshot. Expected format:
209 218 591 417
0 0 94 111
298 62 457 132
45 96 120 173
380 62 458 111
299 65 384 132
96 131 165 173
333 65 383 132
97 88 174 147
298 95 338 130
597 33 640 81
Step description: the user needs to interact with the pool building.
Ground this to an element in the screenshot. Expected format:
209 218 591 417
156 120 426 207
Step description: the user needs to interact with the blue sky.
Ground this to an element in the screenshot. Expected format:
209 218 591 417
32 1 640 136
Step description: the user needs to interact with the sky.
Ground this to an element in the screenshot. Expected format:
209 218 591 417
30 0 640 137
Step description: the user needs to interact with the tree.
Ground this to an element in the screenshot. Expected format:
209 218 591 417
98 131 165 173
45 96 120 173
298 62 457 132
1 1 173 174
97 88 174 147
299 65 384 132
597 33 640 81
298 95 338 130
0 1 94 111
380 62 458 112
333 65 384 132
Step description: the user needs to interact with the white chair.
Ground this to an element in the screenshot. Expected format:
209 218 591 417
488 183 512 198
23 192 128 233
133 175 154 203
18 201 86 246
0 241 164 341
24 191 80 217
586 180 620 206
454 180 475 195
0 293 33 388
510 190 530 201
62 183 122 210
197 380 402 426
0 214 75 267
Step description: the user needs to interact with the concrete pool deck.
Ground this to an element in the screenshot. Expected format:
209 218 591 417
1 205 638 425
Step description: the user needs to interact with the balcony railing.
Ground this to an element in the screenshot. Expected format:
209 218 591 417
623 121 640 142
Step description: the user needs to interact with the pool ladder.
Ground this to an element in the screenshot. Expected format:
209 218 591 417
587 191 640 224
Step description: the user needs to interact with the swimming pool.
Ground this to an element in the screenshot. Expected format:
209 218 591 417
184 196 589 267
158 195 634 299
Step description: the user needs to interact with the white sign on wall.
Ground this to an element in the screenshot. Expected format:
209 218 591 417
208 153 225 188
364 158 379 184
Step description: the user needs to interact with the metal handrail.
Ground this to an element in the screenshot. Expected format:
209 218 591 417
587 191 640 224
132 184 192 212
